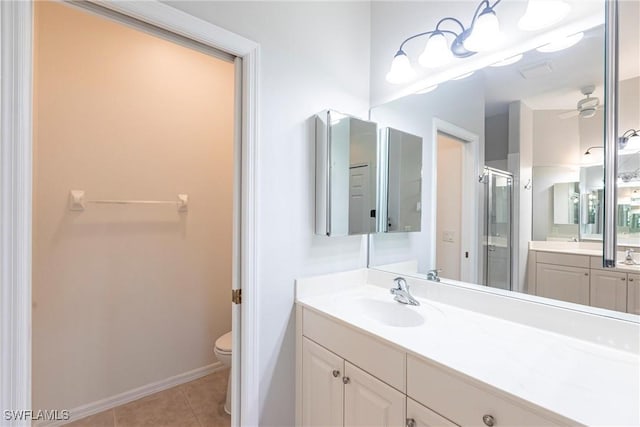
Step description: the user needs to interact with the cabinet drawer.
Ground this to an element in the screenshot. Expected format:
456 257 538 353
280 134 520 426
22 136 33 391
303 308 405 392
407 355 560 426
536 251 589 268
535 263 590 305
589 270 628 311
407 398 458 427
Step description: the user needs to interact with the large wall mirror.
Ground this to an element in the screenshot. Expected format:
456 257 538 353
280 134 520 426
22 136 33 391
368 0 640 317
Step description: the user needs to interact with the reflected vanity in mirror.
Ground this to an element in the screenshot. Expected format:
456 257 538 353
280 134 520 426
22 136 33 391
367 0 640 316
315 110 378 236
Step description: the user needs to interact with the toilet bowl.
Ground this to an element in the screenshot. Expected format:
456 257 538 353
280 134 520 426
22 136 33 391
214 331 232 415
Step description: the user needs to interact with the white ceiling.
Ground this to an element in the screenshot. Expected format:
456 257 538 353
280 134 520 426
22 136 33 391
479 0 640 116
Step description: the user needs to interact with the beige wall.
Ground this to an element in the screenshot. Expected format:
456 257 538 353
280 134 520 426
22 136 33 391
436 133 463 281
32 2 234 411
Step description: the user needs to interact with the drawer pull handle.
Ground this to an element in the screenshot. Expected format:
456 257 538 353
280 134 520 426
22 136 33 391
342 376 351 384
584 273 589 276
332 370 340 378
483 414 496 426
406 418 416 427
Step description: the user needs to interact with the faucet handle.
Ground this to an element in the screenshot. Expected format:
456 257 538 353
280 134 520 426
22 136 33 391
393 277 408 289
426 269 442 282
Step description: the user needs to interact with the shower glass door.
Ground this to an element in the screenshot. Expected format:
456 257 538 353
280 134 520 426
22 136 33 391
483 167 512 290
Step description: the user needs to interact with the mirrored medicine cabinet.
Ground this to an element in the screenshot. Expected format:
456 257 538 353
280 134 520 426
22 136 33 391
315 110 423 236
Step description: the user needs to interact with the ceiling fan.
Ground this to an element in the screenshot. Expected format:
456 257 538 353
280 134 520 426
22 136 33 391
558 85 603 119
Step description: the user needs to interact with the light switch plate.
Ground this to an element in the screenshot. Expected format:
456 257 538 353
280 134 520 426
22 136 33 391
443 230 455 243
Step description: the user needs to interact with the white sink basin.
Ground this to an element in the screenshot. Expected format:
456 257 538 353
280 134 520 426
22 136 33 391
351 297 425 327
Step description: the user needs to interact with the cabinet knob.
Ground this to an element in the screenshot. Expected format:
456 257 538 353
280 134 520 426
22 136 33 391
622 277 627 281
483 414 496 426
332 370 340 378
630 278 634 282
406 418 416 427
584 273 589 276
342 376 351 384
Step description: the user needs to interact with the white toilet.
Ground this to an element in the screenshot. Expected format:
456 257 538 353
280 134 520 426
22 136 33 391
214 331 232 414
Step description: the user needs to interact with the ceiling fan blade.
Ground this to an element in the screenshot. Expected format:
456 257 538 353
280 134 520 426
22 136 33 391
558 110 579 119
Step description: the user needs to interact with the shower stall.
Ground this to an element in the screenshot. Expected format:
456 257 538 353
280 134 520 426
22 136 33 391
481 167 513 291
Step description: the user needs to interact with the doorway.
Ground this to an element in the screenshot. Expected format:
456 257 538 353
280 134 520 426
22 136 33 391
0 2 259 426
431 119 481 284
435 132 465 280
33 2 235 424
482 167 513 291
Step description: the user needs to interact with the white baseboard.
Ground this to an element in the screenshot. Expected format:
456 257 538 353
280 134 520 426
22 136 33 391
36 362 224 427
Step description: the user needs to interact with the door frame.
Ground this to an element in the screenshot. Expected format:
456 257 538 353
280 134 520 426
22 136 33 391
431 118 481 284
0 2 260 426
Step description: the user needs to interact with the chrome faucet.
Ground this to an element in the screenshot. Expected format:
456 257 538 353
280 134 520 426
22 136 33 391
625 248 636 265
390 277 420 306
426 269 441 282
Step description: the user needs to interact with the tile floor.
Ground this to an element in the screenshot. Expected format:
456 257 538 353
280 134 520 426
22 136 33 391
64 369 230 427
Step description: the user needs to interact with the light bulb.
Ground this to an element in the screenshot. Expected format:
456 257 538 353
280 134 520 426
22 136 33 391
386 50 416 84
537 32 584 53
518 0 571 31
463 8 503 52
418 32 453 69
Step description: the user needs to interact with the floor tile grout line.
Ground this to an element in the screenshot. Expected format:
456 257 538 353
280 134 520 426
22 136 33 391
180 384 204 427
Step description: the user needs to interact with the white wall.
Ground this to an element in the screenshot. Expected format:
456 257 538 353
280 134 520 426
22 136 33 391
533 110 581 166
33 2 235 411
164 2 372 425
508 101 533 293
369 77 485 274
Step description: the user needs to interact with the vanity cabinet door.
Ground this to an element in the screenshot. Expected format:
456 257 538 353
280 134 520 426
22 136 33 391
590 270 628 311
302 337 344 427
344 362 405 427
627 274 640 314
535 263 589 305
407 398 458 427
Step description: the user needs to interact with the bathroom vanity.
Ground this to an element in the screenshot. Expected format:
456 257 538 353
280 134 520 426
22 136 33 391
528 241 640 314
295 269 640 427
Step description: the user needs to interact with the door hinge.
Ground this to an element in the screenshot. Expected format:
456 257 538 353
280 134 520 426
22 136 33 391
232 289 242 304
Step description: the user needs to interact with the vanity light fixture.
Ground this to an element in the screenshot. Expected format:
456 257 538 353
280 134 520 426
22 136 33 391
518 0 571 32
584 146 603 155
536 32 584 53
619 129 640 152
489 53 524 67
385 0 504 84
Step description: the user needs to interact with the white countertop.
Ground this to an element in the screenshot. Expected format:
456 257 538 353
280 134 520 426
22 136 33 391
296 269 640 426
529 241 603 256
529 241 640 272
